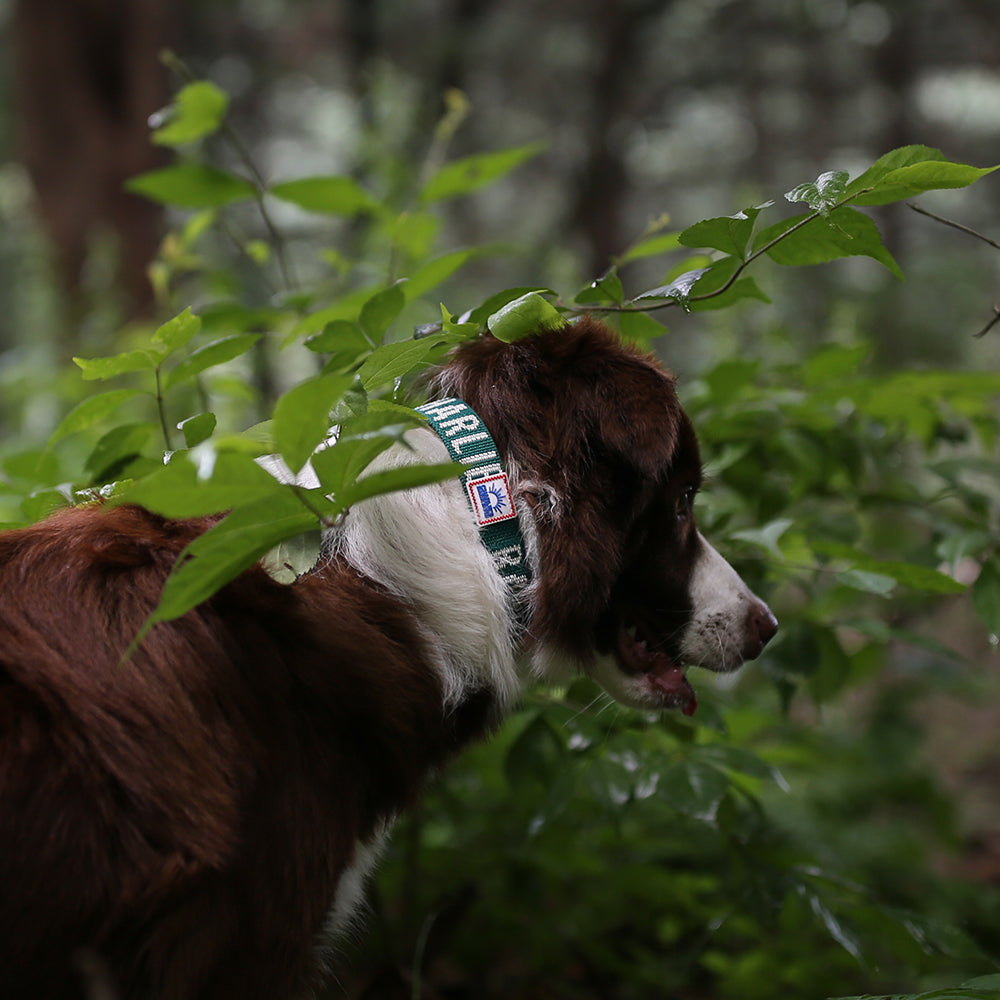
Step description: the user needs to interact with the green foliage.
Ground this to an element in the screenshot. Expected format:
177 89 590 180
417 141 547 203
836 974 1000 1000
126 162 257 208
487 290 568 341
150 80 230 147
3 69 999 998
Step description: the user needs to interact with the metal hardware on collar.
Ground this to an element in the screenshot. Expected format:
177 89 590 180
416 397 532 628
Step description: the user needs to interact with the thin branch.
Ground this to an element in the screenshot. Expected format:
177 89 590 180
288 484 339 528
907 202 1000 337
153 367 174 452
907 201 1000 251
160 51 297 293
573 189 873 316
974 305 1000 339
217 123 298 292
684 208 828 305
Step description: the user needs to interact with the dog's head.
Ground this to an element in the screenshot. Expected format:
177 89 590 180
434 316 777 715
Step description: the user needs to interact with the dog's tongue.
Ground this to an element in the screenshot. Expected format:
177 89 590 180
647 660 698 716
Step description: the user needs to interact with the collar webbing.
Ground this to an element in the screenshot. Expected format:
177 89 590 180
416 397 532 605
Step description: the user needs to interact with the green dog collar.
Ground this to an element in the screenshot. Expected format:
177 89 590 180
416 397 532 626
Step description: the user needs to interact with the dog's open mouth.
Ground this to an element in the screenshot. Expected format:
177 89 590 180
616 620 698 716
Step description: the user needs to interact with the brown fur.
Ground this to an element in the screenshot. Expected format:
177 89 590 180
0 505 490 998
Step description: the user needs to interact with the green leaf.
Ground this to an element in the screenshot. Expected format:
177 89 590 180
834 990 1000 1000
808 626 855 702
679 205 768 258
730 518 793 559
150 308 202 362
867 561 966 595
836 568 897 596
126 163 256 209
121 450 282 518
85 423 155 478
972 558 1000 634
685 256 771 311
574 269 625 306
306 321 372 373
754 206 903 278
2 449 60 487
402 249 479 302
845 144 947 195
847 146 999 206
785 169 850 216
141 492 317 631
703 358 760 402
178 412 217 448
245 239 271 265
464 286 555 327
165 333 261 389
965 976 1000 991
801 887 864 961
305 320 368 353
803 343 870 385
438 302 479 339
289 286 378 338
390 211 441 261
659 760 730 823
633 268 711 311
310 411 424 499
357 334 463 390
268 176 380 216
340 460 463 508
360 284 406 342
272 373 356 474
487 291 567 342
583 756 633 809
815 542 968 595
614 309 667 345
151 81 229 147
49 389 144 445
21 487 73 523
419 141 545 204
504 714 565 789
618 230 681 263
692 275 770 311
74 350 154 381
697 744 790 791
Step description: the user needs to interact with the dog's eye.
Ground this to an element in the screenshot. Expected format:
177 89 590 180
675 487 696 520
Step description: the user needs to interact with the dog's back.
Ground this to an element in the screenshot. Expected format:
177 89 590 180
0 504 488 999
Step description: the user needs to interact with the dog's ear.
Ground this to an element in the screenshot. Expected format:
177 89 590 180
433 316 693 484
581 363 684 482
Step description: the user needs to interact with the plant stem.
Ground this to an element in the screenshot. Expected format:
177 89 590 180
219 124 298 292
154 367 174 452
160 50 297 294
289 484 339 529
572 189 874 316
410 908 438 1000
974 306 1000 339
907 201 1000 251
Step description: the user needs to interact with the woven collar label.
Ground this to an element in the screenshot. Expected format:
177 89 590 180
467 473 516 526
416 397 531 593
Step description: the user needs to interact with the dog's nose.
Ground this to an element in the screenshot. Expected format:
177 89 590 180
742 600 778 661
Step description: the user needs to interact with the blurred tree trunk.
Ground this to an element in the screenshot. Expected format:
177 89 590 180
12 0 172 347
570 0 667 279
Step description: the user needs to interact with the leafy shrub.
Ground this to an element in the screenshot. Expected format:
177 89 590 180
3 69 999 999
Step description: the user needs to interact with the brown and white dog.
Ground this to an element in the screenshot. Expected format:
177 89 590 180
0 317 776 999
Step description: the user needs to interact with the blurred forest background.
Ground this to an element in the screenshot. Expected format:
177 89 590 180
2 1 1000 998
4 0 1000 365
